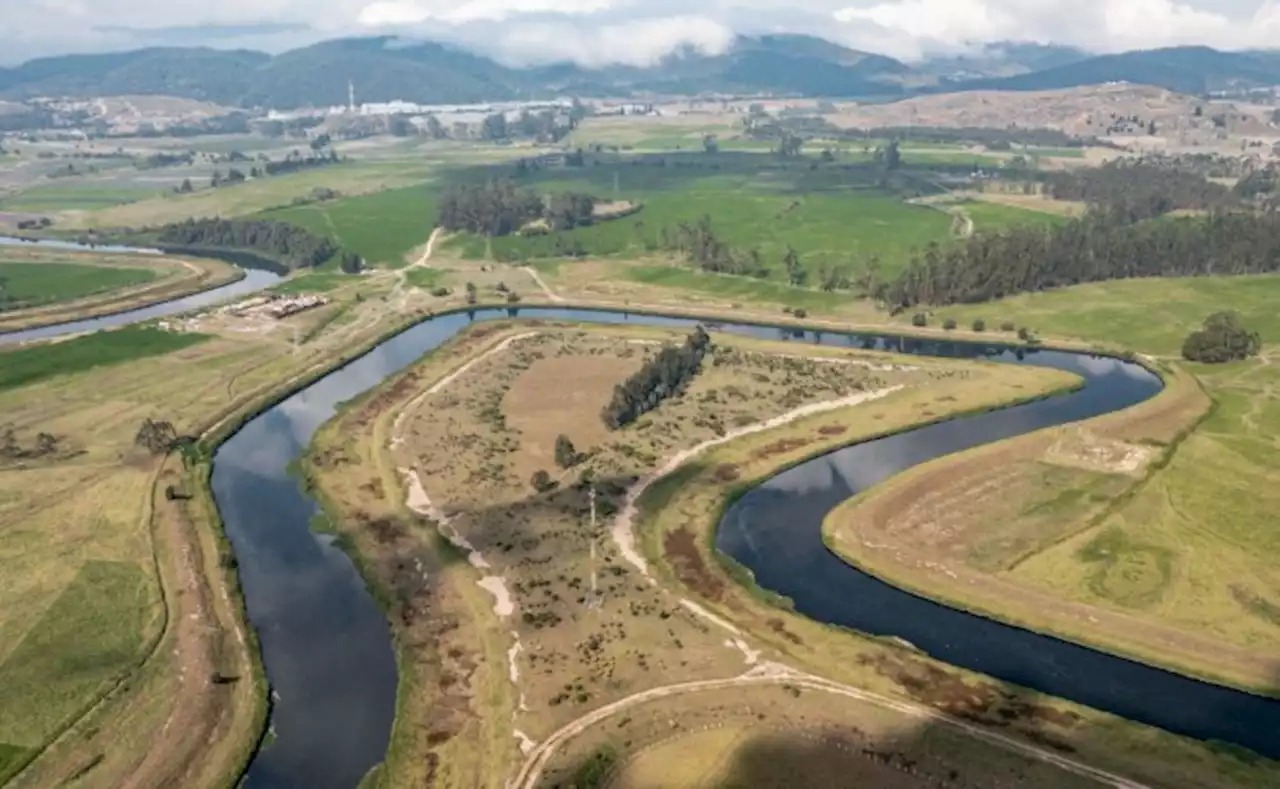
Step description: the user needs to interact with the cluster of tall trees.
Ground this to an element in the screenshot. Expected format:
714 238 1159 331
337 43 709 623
657 217 769 277
1042 160 1234 221
157 219 339 269
260 150 340 177
601 327 712 429
886 210 1280 307
437 181 596 237
1182 312 1262 363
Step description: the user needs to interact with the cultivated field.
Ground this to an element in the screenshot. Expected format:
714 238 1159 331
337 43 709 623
0 248 241 333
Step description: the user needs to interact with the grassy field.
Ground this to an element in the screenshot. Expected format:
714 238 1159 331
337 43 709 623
0 183 157 212
0 260 158 310
269 271 362 294
0 262 462 788
61 159 442 231
925 275 1280 356
0 327 209 390
257 183 439 267
443 163 953 281
541 685 1104 789
957 199 1072 232
839 275 1280 693
0 250 241 335
624 265 849 312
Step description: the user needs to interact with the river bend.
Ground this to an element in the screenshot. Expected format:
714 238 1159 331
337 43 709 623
206 306 1279 788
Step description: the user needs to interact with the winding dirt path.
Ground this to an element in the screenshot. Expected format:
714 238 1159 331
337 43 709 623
611 387 902 577
512 662 1150 789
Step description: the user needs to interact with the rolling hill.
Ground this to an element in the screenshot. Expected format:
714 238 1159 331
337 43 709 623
950 46 1280 95
0 36 1277 108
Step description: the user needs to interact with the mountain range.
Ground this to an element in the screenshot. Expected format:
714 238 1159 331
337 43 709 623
0 35 1277 110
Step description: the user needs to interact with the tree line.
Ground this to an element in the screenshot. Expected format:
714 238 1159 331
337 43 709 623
157 218 349 270
437 181 596 237
601 327 712 429
886 210 1280 308
1041 160 1235 221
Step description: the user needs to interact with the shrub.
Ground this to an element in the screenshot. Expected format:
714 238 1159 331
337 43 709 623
1000 320 1016 332
554 434 580 468
1181 311 1261 363
943 318 957 331
531 469 557 492
793 308 808 319
972 318 986 332
911 313 928 327
430 286 450 297
506 291 521 304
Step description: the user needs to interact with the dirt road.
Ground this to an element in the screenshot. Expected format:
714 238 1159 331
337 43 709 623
523 266 563 302
513 661 1150 789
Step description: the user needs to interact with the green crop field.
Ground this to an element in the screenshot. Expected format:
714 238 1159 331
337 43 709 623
443 162 954 281
0 261 158 310
258 183 438 267
0 326 209 391
0 561 155 782
958 199 1072 233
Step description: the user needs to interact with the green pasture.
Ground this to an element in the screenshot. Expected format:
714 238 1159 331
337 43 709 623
0 184 155 212
957 199 1072 232
444 161 954 280
0 327 209 390
927 274 1280 356
258 183 438 267
0 561 154 754
0 261 157 310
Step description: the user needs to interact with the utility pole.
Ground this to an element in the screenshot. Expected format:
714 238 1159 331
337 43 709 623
588 486 598 599
348 79 356 115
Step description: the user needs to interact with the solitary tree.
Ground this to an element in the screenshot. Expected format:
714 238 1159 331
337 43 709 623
1182 311 1261 363
554 434 580 469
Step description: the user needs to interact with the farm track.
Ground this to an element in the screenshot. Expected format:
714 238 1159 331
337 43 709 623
512 662 1151 789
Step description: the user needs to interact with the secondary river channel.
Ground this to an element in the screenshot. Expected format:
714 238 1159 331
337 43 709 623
206 306 1280 788
0 236 282 345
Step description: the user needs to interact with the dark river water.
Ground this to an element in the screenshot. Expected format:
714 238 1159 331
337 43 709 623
206 307 1280 788
0 236 282 345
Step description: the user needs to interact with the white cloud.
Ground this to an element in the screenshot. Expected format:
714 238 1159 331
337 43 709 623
2 0 1280 67
479 15 735 66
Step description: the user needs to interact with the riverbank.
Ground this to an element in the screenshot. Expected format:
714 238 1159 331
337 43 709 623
818 361 1280 697
0 249 244 335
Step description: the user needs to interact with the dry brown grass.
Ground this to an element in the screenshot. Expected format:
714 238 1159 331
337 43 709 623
541 685 1104 789
501 354 640 478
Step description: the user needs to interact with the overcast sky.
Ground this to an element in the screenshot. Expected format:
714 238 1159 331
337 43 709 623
5 0 1280 66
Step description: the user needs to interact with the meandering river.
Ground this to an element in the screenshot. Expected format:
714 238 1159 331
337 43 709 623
206 307 1279 788
0 236 282 345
